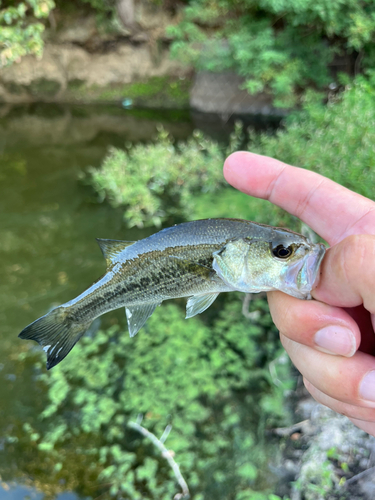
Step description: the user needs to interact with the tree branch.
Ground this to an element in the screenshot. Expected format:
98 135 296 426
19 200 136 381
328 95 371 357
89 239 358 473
127 420 190 499
345 465 375 486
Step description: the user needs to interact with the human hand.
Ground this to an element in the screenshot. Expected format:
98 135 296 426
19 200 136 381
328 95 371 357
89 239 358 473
224 151 375 436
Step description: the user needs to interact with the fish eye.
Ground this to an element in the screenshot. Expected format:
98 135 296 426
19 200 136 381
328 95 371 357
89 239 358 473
271 244 294 259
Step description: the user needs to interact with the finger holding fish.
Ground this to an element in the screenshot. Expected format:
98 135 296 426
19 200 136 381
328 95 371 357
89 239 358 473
268 291 360 357
313 234 375 311
223 151 375 245
281 337 375 412
269 234 375 357
224 151 375 435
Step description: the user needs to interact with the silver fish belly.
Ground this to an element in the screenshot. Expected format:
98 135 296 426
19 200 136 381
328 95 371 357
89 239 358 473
19 218 326 369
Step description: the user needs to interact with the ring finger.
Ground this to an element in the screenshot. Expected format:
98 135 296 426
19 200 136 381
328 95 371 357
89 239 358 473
281 335 375 410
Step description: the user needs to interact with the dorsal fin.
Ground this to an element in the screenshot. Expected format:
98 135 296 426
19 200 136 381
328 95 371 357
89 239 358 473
96 238 135 266
185 292 219 319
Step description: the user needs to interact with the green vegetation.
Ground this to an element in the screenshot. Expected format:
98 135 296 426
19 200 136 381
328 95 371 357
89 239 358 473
66 76 191 108
253 74 375 198
87 120 294 230
168 0 375 107
3 1 375 107
98 76 190 107
27 297 290 499
294 459 336 500
0 0 54 66
88 126 236 227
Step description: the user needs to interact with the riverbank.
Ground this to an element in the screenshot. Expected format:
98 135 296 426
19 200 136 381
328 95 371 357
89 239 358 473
0 42 190 107
0 41 285 117
0 9 286 117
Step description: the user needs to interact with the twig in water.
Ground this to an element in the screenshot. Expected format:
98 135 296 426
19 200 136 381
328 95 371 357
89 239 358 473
127 420 190 499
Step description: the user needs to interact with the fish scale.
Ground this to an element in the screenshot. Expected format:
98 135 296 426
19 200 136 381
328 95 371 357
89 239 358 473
18 218 326 369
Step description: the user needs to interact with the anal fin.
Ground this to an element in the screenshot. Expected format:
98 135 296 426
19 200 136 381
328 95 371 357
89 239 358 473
186 292 219 319
125 302 160 338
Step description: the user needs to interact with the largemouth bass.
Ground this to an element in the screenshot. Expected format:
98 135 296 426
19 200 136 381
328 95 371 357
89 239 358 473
19 218 326 369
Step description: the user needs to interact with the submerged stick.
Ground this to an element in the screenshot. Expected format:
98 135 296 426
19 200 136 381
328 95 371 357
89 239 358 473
127 420 190 499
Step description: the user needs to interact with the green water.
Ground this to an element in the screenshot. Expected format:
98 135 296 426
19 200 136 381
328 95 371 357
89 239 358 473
0 104 195 497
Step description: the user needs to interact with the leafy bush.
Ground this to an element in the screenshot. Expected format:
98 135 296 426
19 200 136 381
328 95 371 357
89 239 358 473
0 0 55 67
87 120 297 231
167 0 375 107
252 74 375 198
88 126 241 228
30 297 290 499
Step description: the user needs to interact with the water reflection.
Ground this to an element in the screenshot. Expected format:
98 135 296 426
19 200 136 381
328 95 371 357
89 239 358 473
0 103 193 148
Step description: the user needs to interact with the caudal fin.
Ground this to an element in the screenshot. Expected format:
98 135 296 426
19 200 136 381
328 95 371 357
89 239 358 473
19 307 91 370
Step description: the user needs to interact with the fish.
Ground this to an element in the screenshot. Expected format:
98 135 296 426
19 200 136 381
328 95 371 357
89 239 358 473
19 218 326 369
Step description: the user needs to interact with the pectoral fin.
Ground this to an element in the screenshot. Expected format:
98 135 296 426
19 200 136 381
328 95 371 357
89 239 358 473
186 292 219 319
125 302 160 338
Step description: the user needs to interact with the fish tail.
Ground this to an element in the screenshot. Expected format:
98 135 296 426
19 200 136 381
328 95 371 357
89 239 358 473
19 306 91 370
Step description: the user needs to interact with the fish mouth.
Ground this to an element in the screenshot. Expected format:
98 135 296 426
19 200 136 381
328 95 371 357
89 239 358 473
283 243 326 299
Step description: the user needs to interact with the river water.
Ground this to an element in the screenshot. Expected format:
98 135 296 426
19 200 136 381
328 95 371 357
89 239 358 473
0 103 279 499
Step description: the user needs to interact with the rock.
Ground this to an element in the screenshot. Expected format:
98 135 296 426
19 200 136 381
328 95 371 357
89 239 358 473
190 71 289 116
136 0 175 33
0 46 66 102
28 78 62 98
290 399 375 500
55 16 97 44
0 42 185 103
64 44 178 87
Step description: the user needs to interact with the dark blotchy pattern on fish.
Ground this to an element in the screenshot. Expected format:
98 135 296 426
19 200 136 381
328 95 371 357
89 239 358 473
18 218 321 369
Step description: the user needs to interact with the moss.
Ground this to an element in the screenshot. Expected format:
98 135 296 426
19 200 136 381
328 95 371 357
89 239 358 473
28 78 61 97
2 80 28 96
65 76 192 108
67 78 85 90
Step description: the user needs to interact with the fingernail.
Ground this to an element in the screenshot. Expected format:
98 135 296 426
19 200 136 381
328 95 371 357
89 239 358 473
314 326 356 357
359 371 375 403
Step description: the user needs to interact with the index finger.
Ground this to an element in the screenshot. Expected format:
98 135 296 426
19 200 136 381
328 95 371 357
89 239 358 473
224 151 375 246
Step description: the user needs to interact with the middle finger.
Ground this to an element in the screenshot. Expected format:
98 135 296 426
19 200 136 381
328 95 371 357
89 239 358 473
268 291 361 357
